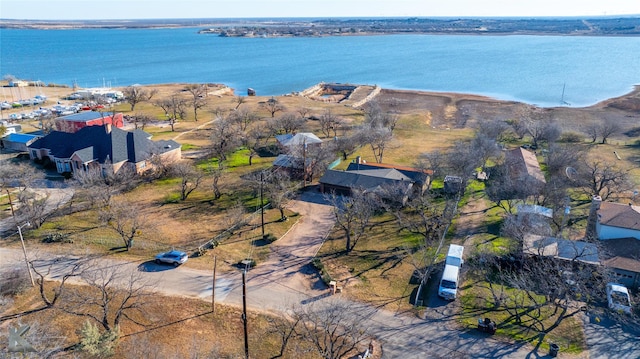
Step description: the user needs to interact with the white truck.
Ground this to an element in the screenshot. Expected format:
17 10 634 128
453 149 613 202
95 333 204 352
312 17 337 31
438 244 464 300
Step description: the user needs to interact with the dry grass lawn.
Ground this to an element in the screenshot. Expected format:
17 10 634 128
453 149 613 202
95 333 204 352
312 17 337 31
0 283 318 358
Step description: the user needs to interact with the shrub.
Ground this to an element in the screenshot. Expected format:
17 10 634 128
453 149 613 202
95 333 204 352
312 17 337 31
560 132 583 143
78 321 119 357
42 232 73 244
311 258 333 285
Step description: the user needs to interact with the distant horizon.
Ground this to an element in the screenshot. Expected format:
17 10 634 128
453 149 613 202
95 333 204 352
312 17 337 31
1 0 639 21
3 14 640 22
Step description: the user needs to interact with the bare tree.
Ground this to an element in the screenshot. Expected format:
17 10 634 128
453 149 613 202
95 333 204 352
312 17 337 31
296 106 311 120
210 115 241 168
0 162 44 193
30 256 84 308
577 160 633 200
599 120 622 144
543 143 586 179
62 263 154 331
360 126 393 164
185 84 208 121
229 107 259 133
129 113 154 130
123 86 157 112
242 127 265 166
471 132 501 173
264 171 300 221
170 162 205 201
415 150 446 190
154 94 187 132
266 315 302 359
364 100 397 131
582 121 600 143
395 193 448 288
208 165 225 200
525 116 561 148
485 158 543 214
445 140 482 189
275 112 305 134
73 165 137 208
15 189 51 228
476 119 511 142
327 189 377 252
99 198 147 250
318 109 342 138
233 95 246 110
261 97 285 118
292 300 373 359
334 135 360 161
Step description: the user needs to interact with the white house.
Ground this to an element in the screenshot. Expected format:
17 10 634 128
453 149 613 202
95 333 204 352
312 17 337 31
593 196 640 240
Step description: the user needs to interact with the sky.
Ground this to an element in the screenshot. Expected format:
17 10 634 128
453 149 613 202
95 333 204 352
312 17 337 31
1 0 639 20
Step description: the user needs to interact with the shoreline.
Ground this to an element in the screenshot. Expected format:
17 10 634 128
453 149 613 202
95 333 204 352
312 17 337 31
3 81 639 114
2 17 640 37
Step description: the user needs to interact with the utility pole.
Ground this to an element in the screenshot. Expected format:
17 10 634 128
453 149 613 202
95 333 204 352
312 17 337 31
17 222 34 287
212 255 217 314
242 270 249 359
260 171 265 239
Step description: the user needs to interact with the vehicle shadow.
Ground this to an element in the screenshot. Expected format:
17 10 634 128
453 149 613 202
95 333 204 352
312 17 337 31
137 260 178 272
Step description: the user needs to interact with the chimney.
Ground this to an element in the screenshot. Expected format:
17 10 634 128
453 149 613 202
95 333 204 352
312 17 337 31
586 195 602 240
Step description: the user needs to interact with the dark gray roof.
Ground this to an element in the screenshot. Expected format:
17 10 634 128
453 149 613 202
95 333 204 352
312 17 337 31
319 169 413 193
273 154 306 169
29 125 179 165
346 162 429 185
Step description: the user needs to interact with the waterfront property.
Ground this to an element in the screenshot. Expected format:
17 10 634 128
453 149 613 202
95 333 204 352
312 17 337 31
28 124 180 175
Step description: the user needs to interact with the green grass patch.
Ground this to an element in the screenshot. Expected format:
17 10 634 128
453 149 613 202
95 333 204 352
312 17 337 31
180 143 200 151
163 192 182 204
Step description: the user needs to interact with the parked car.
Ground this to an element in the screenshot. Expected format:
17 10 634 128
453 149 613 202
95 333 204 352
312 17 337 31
155 250 188 266
606 283 632 314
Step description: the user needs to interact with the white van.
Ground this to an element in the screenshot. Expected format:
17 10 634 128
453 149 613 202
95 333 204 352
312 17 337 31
445 244 464 267
438 244 464 300
438 264 460 300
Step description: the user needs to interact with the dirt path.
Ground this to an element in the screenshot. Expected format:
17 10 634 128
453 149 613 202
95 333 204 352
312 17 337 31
453 192 491 248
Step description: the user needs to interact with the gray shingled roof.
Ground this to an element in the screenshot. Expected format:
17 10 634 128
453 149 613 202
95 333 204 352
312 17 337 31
29 125 179 165
319 169 412 192
346 162 429 185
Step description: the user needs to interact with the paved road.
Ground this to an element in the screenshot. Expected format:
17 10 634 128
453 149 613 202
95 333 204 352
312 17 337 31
2 188 638 358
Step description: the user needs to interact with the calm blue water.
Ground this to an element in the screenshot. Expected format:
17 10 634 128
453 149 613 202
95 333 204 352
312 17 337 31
1 27 639 107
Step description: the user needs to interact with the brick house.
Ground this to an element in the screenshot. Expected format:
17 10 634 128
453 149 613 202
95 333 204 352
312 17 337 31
55 111 124 133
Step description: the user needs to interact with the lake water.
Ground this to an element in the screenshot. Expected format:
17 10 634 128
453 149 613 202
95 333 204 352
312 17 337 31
1 27 639 107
